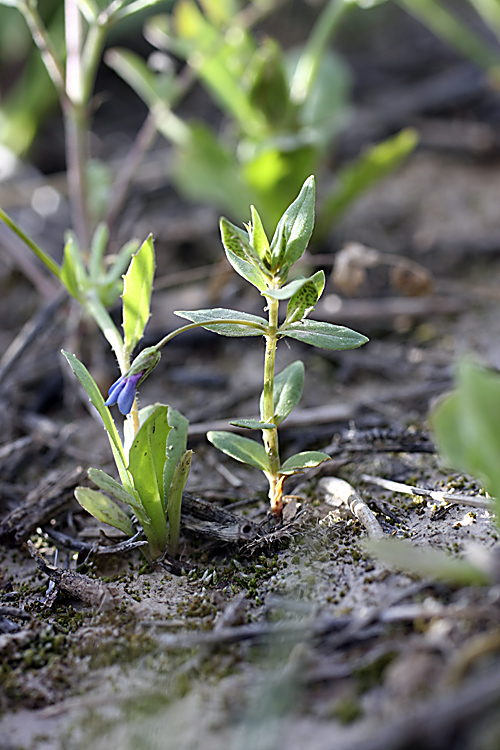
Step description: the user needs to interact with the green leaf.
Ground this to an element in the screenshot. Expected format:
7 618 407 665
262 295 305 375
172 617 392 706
270 175 315 273
122 234 155 355
279 451 330 475
248 205 270 264
279 320 368 350
62 351 130 490
163 407 189 500
318 129 418 235
284 271 325 324
89 222 109 281
167 449 193 556
75 487 136 537
220 217 270 291
128 404 171 550
430 360 500 507
365 538 490 586
87 468 144 516
229 419 275 430
105 48 175 108
174 308 268 336
207 431 270 471
60 234 87 300
260 360 304 425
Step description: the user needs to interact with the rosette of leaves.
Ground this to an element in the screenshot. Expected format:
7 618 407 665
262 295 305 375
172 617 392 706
175 176 368 515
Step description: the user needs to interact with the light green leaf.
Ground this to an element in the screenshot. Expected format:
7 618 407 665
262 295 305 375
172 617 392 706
264 276 310 301
279 450 330 475
87 468 144 517
163 407 189 500
260 360 304 425
174 308 268 336
128 405 170 552
230 419 275 430
62 351 130 489
220 218 270 291
279 320 368 350
270 175 315 273
284 271 325 324
122 234 155 355
167 449 193 556
248 205 270 263
75 487 136 537
207 431 270 471
89 222 109 281
365 538 490 586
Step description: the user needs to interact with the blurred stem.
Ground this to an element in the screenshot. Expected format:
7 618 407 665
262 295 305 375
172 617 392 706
262 294 282 516
0 207 61 280
20 0 66 96
397 0 500 76
290 0 355 104
64 0 90 250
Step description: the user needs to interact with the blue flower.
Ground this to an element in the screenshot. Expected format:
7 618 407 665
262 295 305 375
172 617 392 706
105 372 143 415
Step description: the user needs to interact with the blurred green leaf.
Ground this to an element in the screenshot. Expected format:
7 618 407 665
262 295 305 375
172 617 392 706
61 234 85 300
318 128 419 235
280 450 330 474
431 360 500 510
174 308 268 337
122 234 155 355
75 487 136 536
279 320 368 350
365 537 490 586
207 431 270 470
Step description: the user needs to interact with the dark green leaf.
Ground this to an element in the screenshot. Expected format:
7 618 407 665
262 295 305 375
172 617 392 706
279 451 330 474
207 431 270 470
270 175 315 272
175 308 268 336
284 271 325 324
260 360 304 425
279 320 368 350
229 419 275 430
75 487 136 537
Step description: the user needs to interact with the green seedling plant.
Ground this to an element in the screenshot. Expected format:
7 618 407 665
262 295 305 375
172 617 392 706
107 0 418 231
168 175 368 516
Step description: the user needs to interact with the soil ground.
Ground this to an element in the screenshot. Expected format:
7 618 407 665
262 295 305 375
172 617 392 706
2 3 500 749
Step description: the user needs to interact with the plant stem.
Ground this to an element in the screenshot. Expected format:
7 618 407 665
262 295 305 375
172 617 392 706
262 294 282 516
155 319 268 350
0 208 62 280
20 0 66 97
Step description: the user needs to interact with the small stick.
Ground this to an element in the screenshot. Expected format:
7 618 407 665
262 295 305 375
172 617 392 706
361 474 493 510
318 477 385 539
